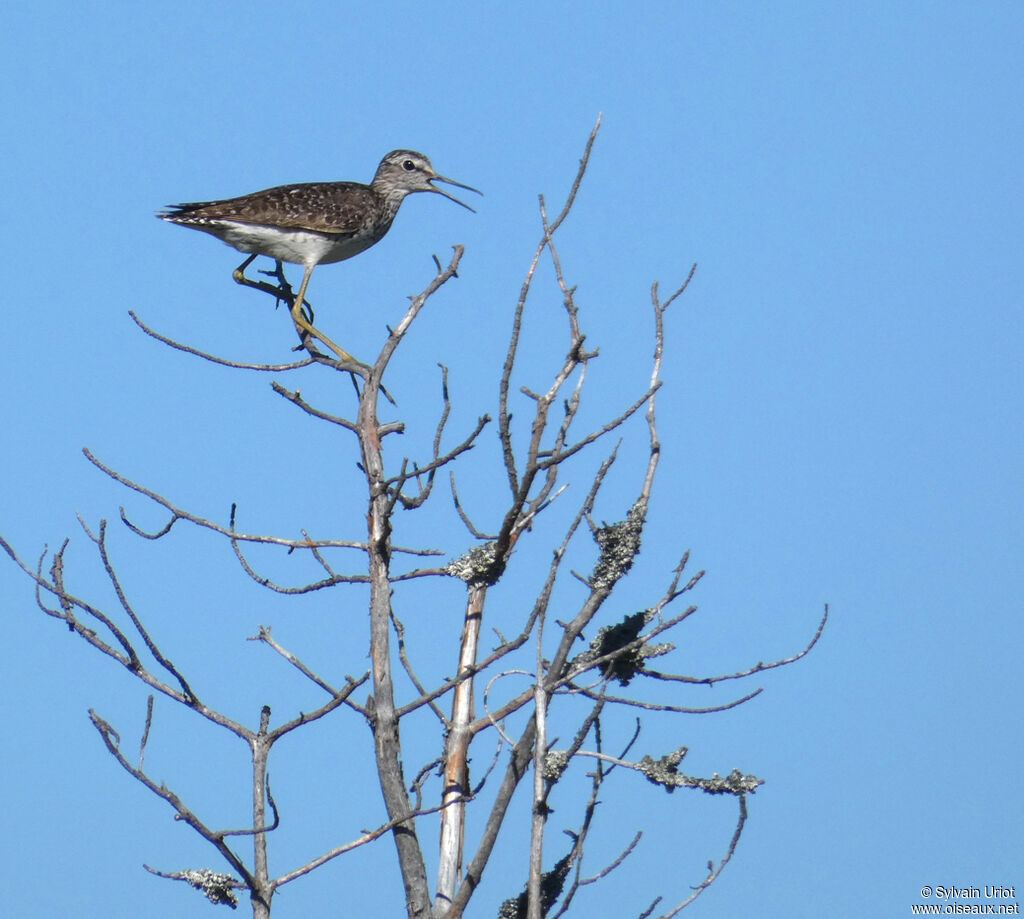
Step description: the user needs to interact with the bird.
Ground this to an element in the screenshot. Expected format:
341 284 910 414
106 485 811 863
157 150 481 363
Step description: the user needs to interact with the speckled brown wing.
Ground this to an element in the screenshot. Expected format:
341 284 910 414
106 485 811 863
161 182 383 235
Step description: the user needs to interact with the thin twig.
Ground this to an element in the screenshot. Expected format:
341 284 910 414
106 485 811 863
658 795 749 917
641 605 830 685
129 310 316 372
270 382 359 430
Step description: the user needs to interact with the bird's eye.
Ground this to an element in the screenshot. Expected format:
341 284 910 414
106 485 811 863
403 160 415 171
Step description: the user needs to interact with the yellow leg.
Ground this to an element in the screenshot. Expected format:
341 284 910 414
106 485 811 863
232 254 259 284
233 256 291 309
290 264 361 365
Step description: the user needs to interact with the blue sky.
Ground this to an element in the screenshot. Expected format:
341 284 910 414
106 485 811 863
2 2 1021 917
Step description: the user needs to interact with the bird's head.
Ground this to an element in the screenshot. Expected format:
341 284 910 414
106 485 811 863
374 150 482 211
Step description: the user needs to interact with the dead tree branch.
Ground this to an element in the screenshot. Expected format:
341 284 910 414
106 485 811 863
4 117 827 919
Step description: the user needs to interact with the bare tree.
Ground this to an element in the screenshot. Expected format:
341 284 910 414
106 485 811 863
2 118 826 918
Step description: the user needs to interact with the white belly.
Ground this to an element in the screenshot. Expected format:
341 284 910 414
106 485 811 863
204 222 376 267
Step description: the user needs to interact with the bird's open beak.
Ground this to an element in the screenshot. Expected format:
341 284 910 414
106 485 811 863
429 174 483 212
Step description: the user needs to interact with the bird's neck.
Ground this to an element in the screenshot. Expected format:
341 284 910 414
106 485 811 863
374 188 410 225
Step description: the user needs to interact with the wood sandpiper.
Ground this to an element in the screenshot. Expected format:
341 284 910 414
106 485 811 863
158 150 481 363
